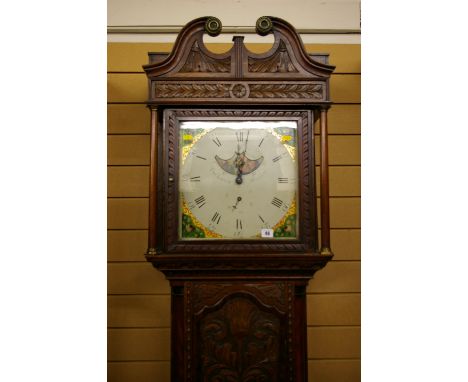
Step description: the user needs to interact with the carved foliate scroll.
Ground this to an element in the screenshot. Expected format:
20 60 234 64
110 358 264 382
199 297 283 381
180 41 231 73
153 82 324 100
248 41 298 73
249 83 322 99
154 83 231 98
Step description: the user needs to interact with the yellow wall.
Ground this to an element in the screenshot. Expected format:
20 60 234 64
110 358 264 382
107 42 361 382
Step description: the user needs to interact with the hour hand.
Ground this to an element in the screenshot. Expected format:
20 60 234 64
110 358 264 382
215 153 264 175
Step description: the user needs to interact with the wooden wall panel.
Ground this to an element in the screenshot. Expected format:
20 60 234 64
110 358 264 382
307 294 361 326
316 166 360 196
108 328 170 361
107 43 360 74
330 74 360 103
308 261 360 293
329 229 360 260
107 73 147 103
107 198 148 229
329 198 361 228
108 362 170 382
308 326 361 359
315 135 361 165
108 295 171 327
326 104 361 134
108 230 148 261
108 135 150 165
316 198 361 229
108 166 149 197
308 360 360 382
328 166 360 196
108 263 170 295
108 43 173 72
108 104 150 134
107 73 360 103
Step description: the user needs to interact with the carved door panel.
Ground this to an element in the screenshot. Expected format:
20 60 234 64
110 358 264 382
196 296 286 382
186 282 294 382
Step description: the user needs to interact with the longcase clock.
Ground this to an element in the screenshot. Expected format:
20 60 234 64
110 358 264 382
143 16 335 382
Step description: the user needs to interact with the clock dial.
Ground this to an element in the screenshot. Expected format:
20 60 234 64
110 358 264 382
179 121 299 240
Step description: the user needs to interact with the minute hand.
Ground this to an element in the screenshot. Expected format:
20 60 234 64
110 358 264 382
243 130 250 154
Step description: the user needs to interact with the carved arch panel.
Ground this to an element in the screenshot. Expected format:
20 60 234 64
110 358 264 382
188 282 293 382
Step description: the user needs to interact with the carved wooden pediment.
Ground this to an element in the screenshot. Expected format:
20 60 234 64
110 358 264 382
143 16 335 105
179 41 231 73
248 40 298 73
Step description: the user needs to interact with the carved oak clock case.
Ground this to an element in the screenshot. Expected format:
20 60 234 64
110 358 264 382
143 16 335 382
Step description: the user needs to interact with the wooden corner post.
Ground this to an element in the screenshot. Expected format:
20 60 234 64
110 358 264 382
320 106 332 255
147 105 159 256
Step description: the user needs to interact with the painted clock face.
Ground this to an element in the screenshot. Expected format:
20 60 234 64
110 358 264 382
178 120 299 240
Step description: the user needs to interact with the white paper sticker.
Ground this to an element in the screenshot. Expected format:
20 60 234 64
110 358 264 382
261 228 274 238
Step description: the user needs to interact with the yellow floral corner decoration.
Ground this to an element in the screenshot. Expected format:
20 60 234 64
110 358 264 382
271 128 296 161
181 197 223 239
273 197 297 238
181 129 211 164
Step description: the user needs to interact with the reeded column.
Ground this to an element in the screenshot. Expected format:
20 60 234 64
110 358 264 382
320 106 332 255
147 105 159 255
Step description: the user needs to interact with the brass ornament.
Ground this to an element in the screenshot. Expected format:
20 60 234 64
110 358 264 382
256 16 273 36
204 16 222 37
